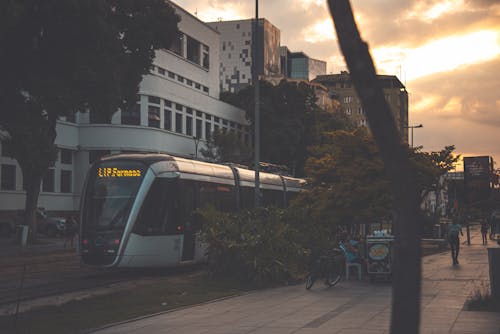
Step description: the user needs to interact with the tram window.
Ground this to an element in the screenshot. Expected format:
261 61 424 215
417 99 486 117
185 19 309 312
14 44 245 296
261 189 284 207
240 186 254 210
134 179 179 235
217 185 236 212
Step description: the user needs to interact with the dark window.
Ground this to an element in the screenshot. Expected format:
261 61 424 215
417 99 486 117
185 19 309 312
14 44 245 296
148 96 161 104
121 104 141 125
186 116 193 136
186 79 193 86
133 178 181 235
196 119 203 139
60 149 72 165
186 107 193 115
169 31 184 56
168 71 175 79
205 114 212 120
1 164 16 190
205 122 211 138
148 106 160 128
214 116 220 123
186 35 201 64
196 110 203 117
42 169 55 192
164 109 172 131
176 103 183 111
177 75 184 83
203 86 209 93
61 170 72 193
157 67 166 75
195 83 201 89
175 113 183 134
202 45 210 69
164 99 172 108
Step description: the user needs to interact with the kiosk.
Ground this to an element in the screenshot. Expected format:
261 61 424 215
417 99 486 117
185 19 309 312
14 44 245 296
366 233 394 281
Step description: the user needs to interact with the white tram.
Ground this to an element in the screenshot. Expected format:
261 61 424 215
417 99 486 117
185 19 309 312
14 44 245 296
79 153 305 268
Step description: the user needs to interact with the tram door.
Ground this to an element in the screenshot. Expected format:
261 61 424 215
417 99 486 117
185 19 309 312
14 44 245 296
181 180 198 261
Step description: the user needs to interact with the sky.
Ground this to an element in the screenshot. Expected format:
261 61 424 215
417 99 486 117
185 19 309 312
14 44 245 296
174 0 500 170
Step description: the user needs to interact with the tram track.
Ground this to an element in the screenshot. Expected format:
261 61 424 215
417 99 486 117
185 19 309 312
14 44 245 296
0 248 199 308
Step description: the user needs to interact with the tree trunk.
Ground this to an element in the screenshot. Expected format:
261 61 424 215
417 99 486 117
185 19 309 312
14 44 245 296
327 1 422 333
21 166 43 242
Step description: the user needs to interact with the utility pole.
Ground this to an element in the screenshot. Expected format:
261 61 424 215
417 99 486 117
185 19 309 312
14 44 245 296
253 0 260 207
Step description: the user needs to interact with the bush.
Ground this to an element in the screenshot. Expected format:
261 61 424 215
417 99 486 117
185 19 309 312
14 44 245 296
199 206 308 285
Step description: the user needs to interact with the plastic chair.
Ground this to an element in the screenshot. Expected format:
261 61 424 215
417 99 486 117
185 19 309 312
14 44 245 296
339 243 362 280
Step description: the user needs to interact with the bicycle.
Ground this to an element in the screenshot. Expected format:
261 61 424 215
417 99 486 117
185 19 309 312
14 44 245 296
305 248 343 290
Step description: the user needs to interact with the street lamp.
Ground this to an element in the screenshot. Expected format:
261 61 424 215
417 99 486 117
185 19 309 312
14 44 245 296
404 124 423 148
193 135 200 160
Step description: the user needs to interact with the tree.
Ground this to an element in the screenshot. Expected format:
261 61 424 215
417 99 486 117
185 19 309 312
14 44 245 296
0 0 180 240
200 129 253 165
327 1 421 332
220 79 351 176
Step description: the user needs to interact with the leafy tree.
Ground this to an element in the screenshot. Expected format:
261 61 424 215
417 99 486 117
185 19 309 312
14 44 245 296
220 79 351 176
0 0 179 239
200 129 252 165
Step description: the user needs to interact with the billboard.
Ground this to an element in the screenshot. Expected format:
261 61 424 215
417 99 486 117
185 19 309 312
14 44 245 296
463 156 492 204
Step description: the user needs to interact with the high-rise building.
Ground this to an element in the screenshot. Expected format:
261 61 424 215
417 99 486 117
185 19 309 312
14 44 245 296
0 1 248 214
282 50 327 81
207 18 281 93
313 71 409 139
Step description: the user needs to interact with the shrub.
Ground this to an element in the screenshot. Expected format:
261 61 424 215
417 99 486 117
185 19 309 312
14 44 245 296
199 206 308 285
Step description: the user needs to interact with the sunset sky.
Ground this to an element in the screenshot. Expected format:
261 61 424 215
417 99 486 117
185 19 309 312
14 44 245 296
175 0 500 169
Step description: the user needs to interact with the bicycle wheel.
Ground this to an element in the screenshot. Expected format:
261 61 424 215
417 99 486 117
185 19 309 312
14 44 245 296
305 274 315 290
326 264 341 287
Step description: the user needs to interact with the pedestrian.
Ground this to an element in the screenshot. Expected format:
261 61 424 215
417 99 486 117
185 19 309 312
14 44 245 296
480 218 489 245
64 215 78 249
448 217 463 265
490 210 498 240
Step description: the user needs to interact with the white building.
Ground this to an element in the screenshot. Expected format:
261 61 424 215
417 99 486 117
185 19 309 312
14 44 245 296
0 1 248 214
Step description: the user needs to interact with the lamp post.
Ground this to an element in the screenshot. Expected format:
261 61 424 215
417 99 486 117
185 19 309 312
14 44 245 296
253 0 260 207
404 124 423 148
193 135 200 160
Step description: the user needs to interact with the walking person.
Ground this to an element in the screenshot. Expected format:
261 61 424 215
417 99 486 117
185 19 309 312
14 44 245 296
448 217 463 265
480 218 489 245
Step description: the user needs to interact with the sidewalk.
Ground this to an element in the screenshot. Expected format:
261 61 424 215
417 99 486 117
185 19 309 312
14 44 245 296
91 229 500 334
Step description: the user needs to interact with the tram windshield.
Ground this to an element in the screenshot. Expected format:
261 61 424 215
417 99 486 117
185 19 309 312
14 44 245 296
83 161 146 232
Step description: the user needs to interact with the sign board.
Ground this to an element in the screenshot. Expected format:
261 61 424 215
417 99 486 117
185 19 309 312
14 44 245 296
463 156 492 204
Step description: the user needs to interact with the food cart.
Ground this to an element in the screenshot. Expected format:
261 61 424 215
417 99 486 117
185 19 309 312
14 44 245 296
366 234 394 281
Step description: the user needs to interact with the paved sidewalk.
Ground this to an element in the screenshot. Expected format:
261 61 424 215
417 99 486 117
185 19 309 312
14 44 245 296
91 230 500 334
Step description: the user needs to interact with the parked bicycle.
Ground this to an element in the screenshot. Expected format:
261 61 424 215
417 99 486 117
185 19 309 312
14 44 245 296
305 248 343 289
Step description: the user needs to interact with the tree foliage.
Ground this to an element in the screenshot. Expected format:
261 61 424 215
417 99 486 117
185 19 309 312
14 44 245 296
220 79 352 176
0 0 180 238
200 129 252 166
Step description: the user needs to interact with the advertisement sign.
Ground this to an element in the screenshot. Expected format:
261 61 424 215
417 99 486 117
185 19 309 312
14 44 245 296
463 156 492 204
366 239 393 274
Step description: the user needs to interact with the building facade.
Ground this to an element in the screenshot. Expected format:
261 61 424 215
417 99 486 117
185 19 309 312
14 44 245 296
284 51 327 81
313 71 409 139
0 2 248 214
207 18 281 93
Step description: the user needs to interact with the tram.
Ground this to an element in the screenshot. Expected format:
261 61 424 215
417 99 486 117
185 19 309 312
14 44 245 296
79 153 305 268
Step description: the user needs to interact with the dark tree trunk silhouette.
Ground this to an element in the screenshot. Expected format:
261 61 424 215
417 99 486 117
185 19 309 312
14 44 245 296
327 1 422 333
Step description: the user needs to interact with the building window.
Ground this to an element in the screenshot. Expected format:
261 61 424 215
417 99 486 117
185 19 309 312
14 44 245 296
177 75 184 83
121 104 141 125
203 86 209 93
168 71 175 79
345 108 352 115
202 45 209 69
148 96 161 104
169 31 184 56
42 169 55 193
343 96 352 103
186 107 193 115
175 113 183 134
157 67 166 75
195 83 201 89
358 107 363 115
60 149 72 165
148 106 161 128
186 116 193 136
176 103 183 111
164 99 172 108
196 110 203 117
196 119 203 139
187 35 201 65
60 170 72 193
205 122 212 139
164 109 172 131
1 164 16 190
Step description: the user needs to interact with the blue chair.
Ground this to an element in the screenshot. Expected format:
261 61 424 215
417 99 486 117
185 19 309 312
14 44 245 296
339 242 362 280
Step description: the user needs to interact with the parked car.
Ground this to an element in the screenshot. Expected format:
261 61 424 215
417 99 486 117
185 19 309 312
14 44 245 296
35 209 67 237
